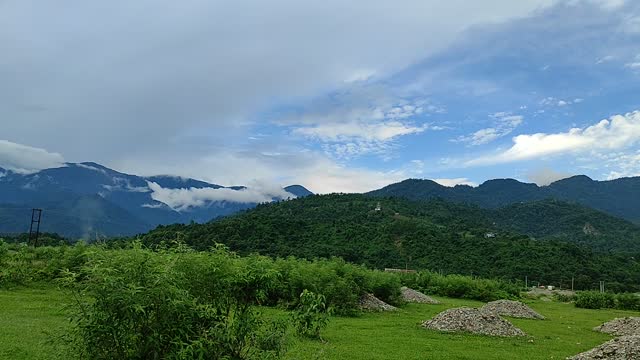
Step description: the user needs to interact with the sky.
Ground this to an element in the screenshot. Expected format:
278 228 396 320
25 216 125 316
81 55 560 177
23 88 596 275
2 0 640 194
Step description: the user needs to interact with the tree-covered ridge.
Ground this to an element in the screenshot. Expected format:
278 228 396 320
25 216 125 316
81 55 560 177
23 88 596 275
489 199 640 253
139 194 640 291
368 175 640 223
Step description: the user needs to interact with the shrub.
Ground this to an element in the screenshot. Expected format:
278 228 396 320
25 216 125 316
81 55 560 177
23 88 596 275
615 293 640 311
291 290 331 339
63 246 289 359
553 293 576 303
575 291 616 309
400 271 519 302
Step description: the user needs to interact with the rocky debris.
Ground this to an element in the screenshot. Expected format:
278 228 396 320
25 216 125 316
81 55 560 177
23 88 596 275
481 300 545 320
595 317 640 336
569 335 640 359
359 293 397 312
422 307 526 337
401 287 440 304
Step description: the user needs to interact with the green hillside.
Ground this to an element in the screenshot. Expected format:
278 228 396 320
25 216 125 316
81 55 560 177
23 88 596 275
489 199 640 253
139 194 640 291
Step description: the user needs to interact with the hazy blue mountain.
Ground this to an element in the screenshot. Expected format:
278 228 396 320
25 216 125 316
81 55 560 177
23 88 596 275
283 185 314 198
0 162 312 239
369 176 640 223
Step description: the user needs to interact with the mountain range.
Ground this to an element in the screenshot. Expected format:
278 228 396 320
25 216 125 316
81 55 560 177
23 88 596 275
3 161 640 241
0 162 312 238
369 176 640 224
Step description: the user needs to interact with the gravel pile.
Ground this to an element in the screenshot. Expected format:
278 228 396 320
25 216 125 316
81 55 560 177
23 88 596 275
595 317 640 336
359 293 397 312
422 307 526 337
481 300 545 320
569 335 640 359
401 287 440 304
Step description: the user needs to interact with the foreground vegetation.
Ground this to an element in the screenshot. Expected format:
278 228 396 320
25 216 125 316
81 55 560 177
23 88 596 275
2 286 639 360
3 240 640 358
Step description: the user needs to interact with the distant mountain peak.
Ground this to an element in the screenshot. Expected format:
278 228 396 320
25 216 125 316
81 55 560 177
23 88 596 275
284 185 313 197
550 174 594 185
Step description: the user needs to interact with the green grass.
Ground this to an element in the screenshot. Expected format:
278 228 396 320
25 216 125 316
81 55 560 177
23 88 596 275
283 297 640 360
1 287 639 360
0 286 71 360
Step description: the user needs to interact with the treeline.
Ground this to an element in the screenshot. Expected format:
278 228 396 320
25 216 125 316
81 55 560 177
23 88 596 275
137 194 640 292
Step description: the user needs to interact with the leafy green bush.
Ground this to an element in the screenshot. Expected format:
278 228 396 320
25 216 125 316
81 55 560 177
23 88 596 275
400 270 519 302
575 291 616 309
553 293 576 303
63 246 289 359
615 293 640 311
291 290 331 339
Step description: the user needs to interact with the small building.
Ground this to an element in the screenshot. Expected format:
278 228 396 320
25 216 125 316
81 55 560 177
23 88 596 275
384 268 417 274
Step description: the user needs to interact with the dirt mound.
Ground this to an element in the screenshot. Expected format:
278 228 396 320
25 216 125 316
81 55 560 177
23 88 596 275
569 335 640 359
359 293 397 312
422 307 526 337
482 300 545 320
594 317 640 336
401 287 440 304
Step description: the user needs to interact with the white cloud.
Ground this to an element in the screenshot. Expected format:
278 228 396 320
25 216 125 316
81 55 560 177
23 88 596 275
467 110 640 166
294 121 427 143
526 167 572 185
433 178 477 187
76 163 107 174
287 91 433 158
0 140 65 174
596 55 615 64
455 113 523 145
147 181 297 211
539 97 584 107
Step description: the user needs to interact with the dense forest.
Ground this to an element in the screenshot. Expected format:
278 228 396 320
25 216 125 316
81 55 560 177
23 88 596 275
138 194 640 291
489 199 640 253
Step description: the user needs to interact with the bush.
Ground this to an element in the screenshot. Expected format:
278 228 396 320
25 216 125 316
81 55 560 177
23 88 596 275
615 293 640 311
400 271 519 302
291 290 331 339
575 291 616 309
553 293 576 303
63 246 289 359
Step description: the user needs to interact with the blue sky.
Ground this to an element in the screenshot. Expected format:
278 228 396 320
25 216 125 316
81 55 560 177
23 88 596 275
2 0 640 193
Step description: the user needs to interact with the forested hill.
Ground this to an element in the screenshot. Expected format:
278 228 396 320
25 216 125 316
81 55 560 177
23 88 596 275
138 194 640 291
368 175 640 223
489 199 640 253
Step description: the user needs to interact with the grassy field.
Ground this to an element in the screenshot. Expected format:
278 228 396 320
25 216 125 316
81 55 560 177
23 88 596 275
0 287 70 360
1 287 638 360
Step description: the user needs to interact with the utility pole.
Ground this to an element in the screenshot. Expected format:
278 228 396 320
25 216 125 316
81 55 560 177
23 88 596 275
600 281 605 293
28 208 43 247
571 277 574 292
525 276 528 290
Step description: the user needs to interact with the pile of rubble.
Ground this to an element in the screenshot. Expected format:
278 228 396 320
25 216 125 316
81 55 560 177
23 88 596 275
482 300 545 320
569 335 640 359
422 307 526 337
359 293 397 312
594 317 640 336
401 287 440 304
